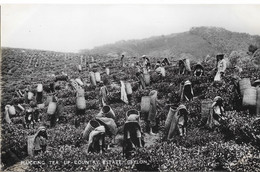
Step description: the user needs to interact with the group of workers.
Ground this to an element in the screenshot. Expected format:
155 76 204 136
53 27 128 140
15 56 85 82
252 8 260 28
3 53 234 158
78 54 228 157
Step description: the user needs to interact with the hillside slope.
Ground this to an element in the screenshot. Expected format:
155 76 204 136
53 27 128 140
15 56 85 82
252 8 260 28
82 26 260 61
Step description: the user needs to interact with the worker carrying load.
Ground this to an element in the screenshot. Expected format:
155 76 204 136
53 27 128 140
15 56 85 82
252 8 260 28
135 64 146 89
121 54 125 67
155 64 166 77
165 104 189 140
206 96 226 129
142 55 151 71
43 82 55 93
155 61 161 69
234 65 243 77
123 110 144 158
36 84 43 104
178 59 191 75
120 81 129 104
55 74 68 82
161 57 170 66
194 63 204 77
180 80 194 101
27 126 48 157
143 90 163 135
86 125 106 153
95 105 117 147
214 54 227 81
99 83 110 107
50 99 63 128
4 105 13 124
23 101 41 129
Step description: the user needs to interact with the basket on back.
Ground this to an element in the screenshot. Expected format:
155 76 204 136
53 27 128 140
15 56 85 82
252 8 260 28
76 97 86 110
106 68 110 75
242 87 257 107
257 88 260 115
83 119 100 140
125 82 133 95
141 96 151 113
47 102 57 115
164 107 176 138
96 105 115 119
126 109 140 123
90 72 96 86
95 72 101 83
76 88 85 97
239 78 251 95
144 74 150 86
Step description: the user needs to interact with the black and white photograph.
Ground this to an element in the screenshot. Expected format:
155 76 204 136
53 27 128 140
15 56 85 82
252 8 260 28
1 1 260 171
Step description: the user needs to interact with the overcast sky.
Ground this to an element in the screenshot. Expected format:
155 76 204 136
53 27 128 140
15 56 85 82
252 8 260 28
2 4 260 52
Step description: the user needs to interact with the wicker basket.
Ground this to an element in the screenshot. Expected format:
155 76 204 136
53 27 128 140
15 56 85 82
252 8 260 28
144 74 150 86
243 87 256 106
239 78 251 95
76 97 86 110
47 102 57 115
257 88 260 115
83 120 100 140
164 107 176 136
125 82 133 95
90 72 96 86
141 96 151 113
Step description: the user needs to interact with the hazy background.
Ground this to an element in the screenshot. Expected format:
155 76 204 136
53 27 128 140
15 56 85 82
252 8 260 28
2 4 260 52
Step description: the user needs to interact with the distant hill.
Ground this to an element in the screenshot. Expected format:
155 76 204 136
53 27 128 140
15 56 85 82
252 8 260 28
81 26 260 61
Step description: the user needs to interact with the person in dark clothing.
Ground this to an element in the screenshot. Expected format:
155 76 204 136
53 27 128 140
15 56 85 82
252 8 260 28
87 126 106 153
161 58 170 66
121 54 125 61
49 82 55 93
50 100 63 127
123 114 144 158
142 55 150 70
181 80 194 101
24 108 34 129
135 65 146 89
206 96 226 129
36 92 43 104
155 61 161 69
179 60 186 75
24 101 39 129
194 63 204 77
31 126 48 155
121 55 125 67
